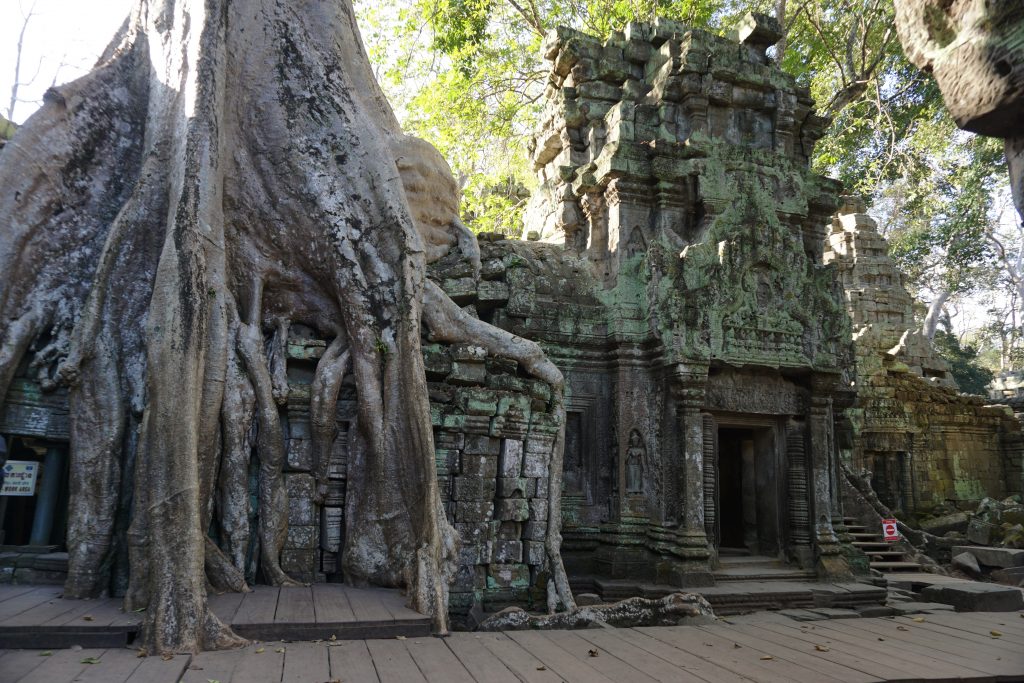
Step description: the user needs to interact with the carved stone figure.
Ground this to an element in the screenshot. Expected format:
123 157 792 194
626 430 645 494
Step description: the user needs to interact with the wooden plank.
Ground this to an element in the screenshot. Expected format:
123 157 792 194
228 643 284 679
365 638 427 682
0 587 63 621
49 597 131 627
729 622 898 682
0 585 44 603
541 630 661 683
474 631 575 683
327 640 380 682
232 587 280 626
402 637 475 683
833 617 1023 677
311 584 356 623
376 590 424 621
505 630 619 683
921 612 1024 644
443 633 521 683
344 587 394 622
638 625 844 683
698 623 879 683
782 620 992 682
180 648 246 683
0 649 51 682
73 647 146 683
281 641 331 683
39 597 107 626
17 647 106 683
124 653 191 683
228 644 285 683
895 614 1024 651
274 586 314 624
5 596 87 627
759 620 964 683
577 627 754 683
209 591 246 624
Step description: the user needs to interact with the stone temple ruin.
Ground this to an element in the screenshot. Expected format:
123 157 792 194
1 13 1022 621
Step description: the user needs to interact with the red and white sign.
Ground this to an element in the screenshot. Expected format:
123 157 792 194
882 518 900 542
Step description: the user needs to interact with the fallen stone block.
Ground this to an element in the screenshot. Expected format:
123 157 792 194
477 592 713 631
952 545 1024 568
952 551 981 576
991 566 1024 587
920 512 970 536
888 601 955 615
920 582 1024 612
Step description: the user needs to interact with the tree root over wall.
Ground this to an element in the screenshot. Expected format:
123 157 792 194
0 0 573 654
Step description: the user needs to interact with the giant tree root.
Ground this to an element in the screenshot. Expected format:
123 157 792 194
476 593 715 631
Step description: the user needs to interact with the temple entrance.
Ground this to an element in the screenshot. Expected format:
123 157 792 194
716 425 780 556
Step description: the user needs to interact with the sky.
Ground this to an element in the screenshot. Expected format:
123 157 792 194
0 0 133 123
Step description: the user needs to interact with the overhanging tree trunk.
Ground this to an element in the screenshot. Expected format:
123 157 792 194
0 0 572 655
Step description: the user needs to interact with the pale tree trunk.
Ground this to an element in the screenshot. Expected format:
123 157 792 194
0 0 572 655
922 290 950 341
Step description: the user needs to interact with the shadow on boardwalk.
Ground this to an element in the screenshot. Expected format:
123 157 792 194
2 610 1023 682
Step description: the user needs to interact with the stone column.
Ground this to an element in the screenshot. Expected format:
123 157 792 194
786 419 811 567
701 413 717 546
29 446 64 545
605 179 652 284
808 375 851 580
664 365 712 586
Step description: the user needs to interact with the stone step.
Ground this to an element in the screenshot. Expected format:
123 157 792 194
862 551 907 560
871 561 922 571
851 532 883 540
852 541 891 549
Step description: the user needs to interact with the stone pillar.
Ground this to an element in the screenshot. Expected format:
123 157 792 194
664 365 712 586
785 419 812 566
29 446 64 545
701 413 716 546
605 179 652 284
899 451 915 513
808 375 851 580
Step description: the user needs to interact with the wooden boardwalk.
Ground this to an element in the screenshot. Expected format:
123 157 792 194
0 584 430 649
1 610 1022 682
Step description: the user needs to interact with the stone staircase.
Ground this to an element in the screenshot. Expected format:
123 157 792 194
843 517 921 572
713 549 817 582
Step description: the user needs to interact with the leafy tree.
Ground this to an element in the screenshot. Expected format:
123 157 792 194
932 330 995 395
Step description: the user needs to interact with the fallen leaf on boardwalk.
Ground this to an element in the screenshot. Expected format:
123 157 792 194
896 626 908 631
208 679 221 683
877 638 884 641
396 635 406 640
133 607 146 612
991 630 1002 638
136 649 147 658
588 649 599 657
81 657 101 664
83 615 94 621
537 665 547 671
161 654 173 661
255 647 265 654
39 651 51 657
912 617 925 623
733 643 741 649
760 655 774 661
330 634 337 641
275 647 285 653
815 645 830 652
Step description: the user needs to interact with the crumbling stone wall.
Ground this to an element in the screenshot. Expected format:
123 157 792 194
825 200 1024 516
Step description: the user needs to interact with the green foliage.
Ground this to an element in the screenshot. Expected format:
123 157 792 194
932 330 995 395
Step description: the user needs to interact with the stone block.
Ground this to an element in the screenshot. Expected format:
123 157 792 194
952 545 1024 568
321 507 343 551
456 501 494 522
529 498 549 522
497 521 521 540
499 439 524 477
496 498 530 522
459 388 499 416
477 280 509 305
496 394 531 421
423 344 453 378
281 549 316 575
287 437 312 471
532 477 549 498
487 563 531 589
523 521 546 541
442 277 478 304
967 519 992 545
522 450 548 477
464 434 502 455
286 524 317 550
952 551 981 576
451 344 487 362
525 540 546 565
920 512 970 536
492 540 523 563
460 454 498 479
449 362 487 386
498 477 528 498
452 476 496 501
920 582 1024 611
286 473 316 526
991 566 1024 587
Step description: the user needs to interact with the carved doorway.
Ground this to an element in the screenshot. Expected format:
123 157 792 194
715 425 780 556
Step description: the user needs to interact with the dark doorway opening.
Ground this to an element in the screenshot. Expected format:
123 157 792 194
716 425 779 556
